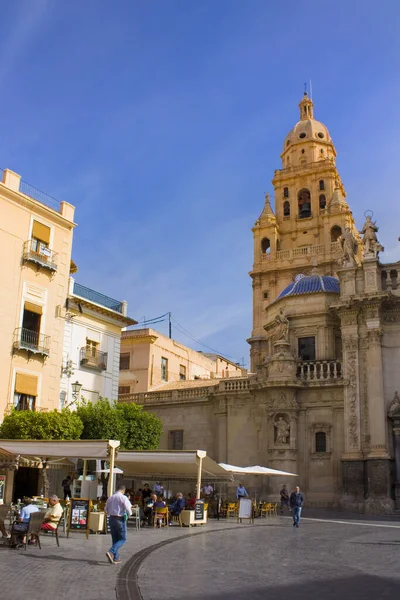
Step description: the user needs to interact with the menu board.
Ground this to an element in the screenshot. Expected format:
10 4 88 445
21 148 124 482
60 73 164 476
0 475 5 503
67 498 90 539
238 498 253 522
194 499 205 521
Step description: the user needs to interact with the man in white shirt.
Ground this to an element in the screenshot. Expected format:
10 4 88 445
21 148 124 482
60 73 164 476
203 484 213 497
105 485 132 564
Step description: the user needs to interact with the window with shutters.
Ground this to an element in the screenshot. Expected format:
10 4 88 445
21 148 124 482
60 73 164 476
119 353 130 370
161 357 168 381
168 430 184 450
118 386 130 395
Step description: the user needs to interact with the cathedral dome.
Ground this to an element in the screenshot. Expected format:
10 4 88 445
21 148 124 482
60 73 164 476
282 92 332 153
277 274 340 300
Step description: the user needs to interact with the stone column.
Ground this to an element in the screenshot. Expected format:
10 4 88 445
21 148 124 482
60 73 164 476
389 411 400 510
365 329 388 458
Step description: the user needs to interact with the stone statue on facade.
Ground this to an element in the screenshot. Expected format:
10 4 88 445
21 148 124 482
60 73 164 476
274 309 289 342
361 215 384 257
389 391 400 417
274 416 290 444
339 227 358 267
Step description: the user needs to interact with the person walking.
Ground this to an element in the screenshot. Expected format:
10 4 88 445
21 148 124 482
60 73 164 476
105 485 132 564
290 486 304 528
62 475 73 500
279 485 290 514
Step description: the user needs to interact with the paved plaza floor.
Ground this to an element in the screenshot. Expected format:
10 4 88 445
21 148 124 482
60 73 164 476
1 513 400 600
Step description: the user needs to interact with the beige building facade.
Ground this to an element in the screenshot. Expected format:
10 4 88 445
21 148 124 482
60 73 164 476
118 328 245 395
120 94 400 513
0 168 75 420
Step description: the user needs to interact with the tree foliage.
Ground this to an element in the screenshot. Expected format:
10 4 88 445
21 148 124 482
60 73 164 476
0 409 83 440
76 398 162 450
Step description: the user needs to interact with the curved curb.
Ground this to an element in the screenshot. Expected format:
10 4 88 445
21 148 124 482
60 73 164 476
116 523 272 600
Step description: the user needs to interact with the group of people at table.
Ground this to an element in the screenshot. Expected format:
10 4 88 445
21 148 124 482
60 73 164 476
0 495 63 547
125 483 193 526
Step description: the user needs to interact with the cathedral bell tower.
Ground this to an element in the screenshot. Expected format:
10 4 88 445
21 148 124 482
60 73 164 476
249 92 360 370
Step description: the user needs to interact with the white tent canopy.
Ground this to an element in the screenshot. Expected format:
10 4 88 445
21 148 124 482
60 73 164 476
219 463 298 477
0 439 116 459
116 450 232 481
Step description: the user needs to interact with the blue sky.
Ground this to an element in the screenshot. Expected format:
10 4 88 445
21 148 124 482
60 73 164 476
2 1 400 367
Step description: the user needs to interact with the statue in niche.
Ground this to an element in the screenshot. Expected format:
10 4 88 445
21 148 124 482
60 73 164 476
361 215 384 257
274 309 289 342
339 227 358 267
274 416 290 444
389 391 400 417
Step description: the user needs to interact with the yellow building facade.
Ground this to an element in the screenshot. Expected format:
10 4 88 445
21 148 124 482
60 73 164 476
0 168 75 420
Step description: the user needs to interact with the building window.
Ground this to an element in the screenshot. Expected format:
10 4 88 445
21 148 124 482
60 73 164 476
319 180 325 191
298 337 316 361
283 187 289 198
31 220 51 253
86 339 98 358
261 237 271 254
298 189 311 218
161 357 168 381
315 431 327 453
119 353 130 370
330 225 342 242
118 386 130 395
179 365 187 381
168 430 183 450
283 201 290 217
263 291 268 299
319 194 326 209
21 302 42 347
14 393 36 411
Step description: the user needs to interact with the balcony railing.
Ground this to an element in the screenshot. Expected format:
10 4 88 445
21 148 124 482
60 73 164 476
297 360 342 381
22 240 58 271
73 282 123 313
260 241 341 263
80 347 108 371
13 327 51 357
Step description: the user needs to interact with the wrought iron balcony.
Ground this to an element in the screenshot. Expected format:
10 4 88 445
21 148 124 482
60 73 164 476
80 347 108 371
297 360 342 381
22 240 58 271
13 327 51 357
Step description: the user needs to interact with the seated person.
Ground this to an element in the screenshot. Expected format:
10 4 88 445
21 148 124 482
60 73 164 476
169 492 185 523
143 493 157 526
153 496 167 527
41 494 63 531
186 493 196 509
10 497 39 546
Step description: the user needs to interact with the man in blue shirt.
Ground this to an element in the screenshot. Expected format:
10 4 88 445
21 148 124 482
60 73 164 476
168 492 185 524
236 483 248 499
20 498 40 523
290 486 304 528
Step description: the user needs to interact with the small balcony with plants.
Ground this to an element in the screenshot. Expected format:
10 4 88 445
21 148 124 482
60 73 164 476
80 347 108 371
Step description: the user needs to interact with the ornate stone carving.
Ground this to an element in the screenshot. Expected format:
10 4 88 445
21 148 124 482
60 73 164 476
367 329 383 344
339 227 359 267
309 422 332 434
361 215 384 257
274 416 290 444
310 452 332 460
264 392 299 411
346 351 359 449
389 391 400 417
342 336 358 351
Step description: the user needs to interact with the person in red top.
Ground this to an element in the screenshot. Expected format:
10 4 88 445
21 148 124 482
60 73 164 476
186 492 196 509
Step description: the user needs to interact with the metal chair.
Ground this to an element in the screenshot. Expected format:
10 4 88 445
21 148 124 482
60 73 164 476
153 507 169 528
170 512 183 527
130 507 141 531
15 510 46 550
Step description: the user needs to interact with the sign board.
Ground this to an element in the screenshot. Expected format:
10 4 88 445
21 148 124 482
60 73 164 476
67 498 90 539
0 475 5 503
194 499 205 521
237 498 253 523
105 514 111 534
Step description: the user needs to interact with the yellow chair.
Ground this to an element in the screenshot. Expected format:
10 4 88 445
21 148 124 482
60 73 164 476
170 513 183 527
226 503 237 518
270 503 278 516
260 502 271 518
153 507 169 528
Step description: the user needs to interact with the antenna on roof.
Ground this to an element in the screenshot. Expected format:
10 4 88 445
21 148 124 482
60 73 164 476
304 81 307 95
309 79 313 100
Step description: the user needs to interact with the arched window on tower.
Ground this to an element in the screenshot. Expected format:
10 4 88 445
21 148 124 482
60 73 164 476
298 189 311 218
261 238 271 254
315 431 327 453
319 180 325 191
330 225 342 242
283 187 289 198
283 201 290 217
319 194 326 210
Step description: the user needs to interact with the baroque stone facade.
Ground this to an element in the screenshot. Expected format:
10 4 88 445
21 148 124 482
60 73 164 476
120 94 400 513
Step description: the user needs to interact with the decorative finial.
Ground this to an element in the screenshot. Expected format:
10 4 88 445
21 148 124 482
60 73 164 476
304 81 308 96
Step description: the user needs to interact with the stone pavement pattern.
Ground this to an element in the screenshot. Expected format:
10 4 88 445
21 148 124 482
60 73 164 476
1 516 400 600
138 517 400 600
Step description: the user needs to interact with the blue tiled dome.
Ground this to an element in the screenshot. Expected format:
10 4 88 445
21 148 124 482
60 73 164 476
277 274 340 300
